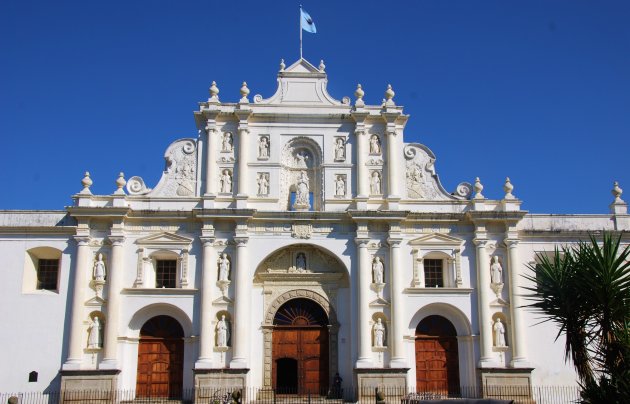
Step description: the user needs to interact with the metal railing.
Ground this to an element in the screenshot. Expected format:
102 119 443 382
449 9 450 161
1 385 581 404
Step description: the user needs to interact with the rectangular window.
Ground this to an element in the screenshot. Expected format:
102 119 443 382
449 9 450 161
424 259 444 288
37 259 59 290
156 260 177 288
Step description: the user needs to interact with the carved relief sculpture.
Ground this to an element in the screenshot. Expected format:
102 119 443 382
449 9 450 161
217 315 229 347
404 144 450 200
93 253 106 281
373 318 385 347
335 175 346 197
493 318 506 347
221 132 233 152
293 170 311 209
295 150 309 168
87 317 101 349
334 138 346 161
218 253 230 281
369 135 381 154
372 256 384 283
370 171 382 195
220 170 232 193
257 173 270 196
491 256 503 284
258 136 270 159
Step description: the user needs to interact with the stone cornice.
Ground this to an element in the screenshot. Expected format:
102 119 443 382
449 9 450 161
66 206 130 219
347 210 409 221
466 210 528 223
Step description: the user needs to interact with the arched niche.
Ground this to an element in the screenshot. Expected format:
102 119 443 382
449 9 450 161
279 137 323 211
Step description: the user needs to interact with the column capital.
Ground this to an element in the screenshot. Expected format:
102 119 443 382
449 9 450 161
354 129 366 136
200 236 215 247
108 236 125 246
473 238 489 248
504 238 520 248
73 236 91 246
355 238 370 247
234 237 249 247
386 237 403 247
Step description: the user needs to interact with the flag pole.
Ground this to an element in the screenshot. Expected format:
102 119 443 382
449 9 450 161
299 5 303 59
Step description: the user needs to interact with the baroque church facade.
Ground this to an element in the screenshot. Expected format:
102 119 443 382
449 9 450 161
1 58 628 400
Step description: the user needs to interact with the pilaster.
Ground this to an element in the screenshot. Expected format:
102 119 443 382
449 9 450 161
230 229 250 368
355 237 373 368
99 235 125 369
235 109 252 208
352 111 369 208
196 222 216 369
203 110 220 208
505 238 529 367
387 235 406 368
473 234 495 368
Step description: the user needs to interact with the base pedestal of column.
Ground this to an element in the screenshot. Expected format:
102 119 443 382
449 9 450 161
478 367 534 403
194 368 249 404
389 357 408 368
194 358 215 369
356 196 368 210
355 358 374 369
510 357 531 368
478 357 499 368
229 358 248 369
236 195 248 209
60 369 119 404
203 194 217 209
387 196 401 210
97 359 118 370
354 368 409 404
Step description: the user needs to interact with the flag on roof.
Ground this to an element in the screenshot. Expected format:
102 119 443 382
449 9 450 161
300 8 316 33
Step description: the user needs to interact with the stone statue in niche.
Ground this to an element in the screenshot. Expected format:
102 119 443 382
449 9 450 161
222 132 233 152
493 318 506 347
220 170 232 193
370 171 382 195
257 173 269 196
216 315 229 347
294 171 310 208
335 175 346 197
87 316 101 349
334 138 346 161
296 253 307 272
258 136 270 159
218 253 230 281
369 135 381 154
373 318 385 347
93 253 106 281
372 257 384 283
491 256 503 284
295 150 309 168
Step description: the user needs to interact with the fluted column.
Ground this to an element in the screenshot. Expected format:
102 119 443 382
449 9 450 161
506 239 529 367
196 237 216 368
356 130 368 198
355 238 372 367
100 236 125 369
388 237 406 367
62 236 91 370
474 238 494 367
386 130 399 198
205 125 218 195
237 128 249 199
230 237 249 368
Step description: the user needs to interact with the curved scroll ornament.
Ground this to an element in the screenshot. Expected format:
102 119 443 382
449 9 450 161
454 182 473 200
146 139 199 197
404 144 452 200
126 176 152 195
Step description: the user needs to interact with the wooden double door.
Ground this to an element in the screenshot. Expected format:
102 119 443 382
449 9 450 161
415 315 460 393
136 316 184 398
272 298 330 395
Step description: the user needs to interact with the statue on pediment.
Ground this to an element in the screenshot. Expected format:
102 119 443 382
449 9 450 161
296 252 307 272
294 171 310 208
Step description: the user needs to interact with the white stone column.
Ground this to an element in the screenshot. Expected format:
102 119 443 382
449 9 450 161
230 237 249 368
506 239 529 367
388 237 406 367
205 126 218 195
356 130 368 198
355 239 372 367
100 236 125 369
62 236 91 370
237 128 249 199
196 238 216 368
474 238 494 367
386 130 399 198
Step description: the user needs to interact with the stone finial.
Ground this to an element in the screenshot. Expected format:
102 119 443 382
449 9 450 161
355 84 365 107
115 172 126 195
503 177 515 199
208 81 220 103
612 181 624 203
319 60 326 72
473 177 485 199
279 58 285 71
384 84 395 106
80 171 93 195
239 82 250 103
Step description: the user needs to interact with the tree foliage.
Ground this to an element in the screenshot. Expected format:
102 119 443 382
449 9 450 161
523 232 630 403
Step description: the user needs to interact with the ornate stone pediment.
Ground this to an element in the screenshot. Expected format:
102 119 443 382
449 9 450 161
403 143 453 201
136 232 193 248
408 233 464 248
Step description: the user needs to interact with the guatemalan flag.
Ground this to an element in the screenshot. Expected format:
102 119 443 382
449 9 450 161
301 8 317 33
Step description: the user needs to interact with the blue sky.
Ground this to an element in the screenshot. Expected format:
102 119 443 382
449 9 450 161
1 0 629 213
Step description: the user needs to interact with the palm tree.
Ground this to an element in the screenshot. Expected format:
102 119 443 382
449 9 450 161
522 232 630 402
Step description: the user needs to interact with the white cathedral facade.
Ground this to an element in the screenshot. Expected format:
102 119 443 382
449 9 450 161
1 58 628 401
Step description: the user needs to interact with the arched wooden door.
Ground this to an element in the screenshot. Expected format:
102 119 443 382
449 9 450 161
415 315 460 393
272 298 329 395
136 315 184 398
